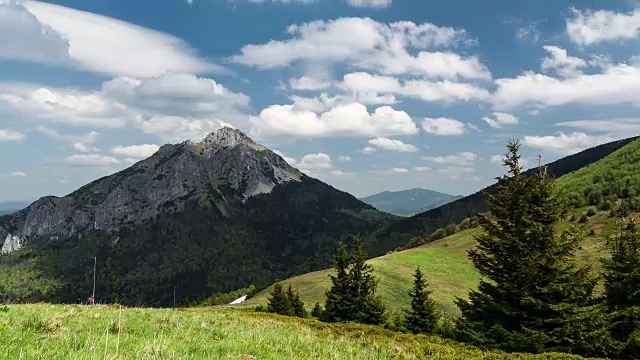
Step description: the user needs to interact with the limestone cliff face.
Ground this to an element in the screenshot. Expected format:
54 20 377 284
0 127 303 242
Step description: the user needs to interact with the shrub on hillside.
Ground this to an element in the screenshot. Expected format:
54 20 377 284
598 200 612 211
445 224 459 236
459 218 472 230
311 303 323 318
429 228 447 242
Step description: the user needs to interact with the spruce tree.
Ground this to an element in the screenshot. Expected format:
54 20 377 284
455 140 613 357
603 217 640 358
322 242 353 322
267 283 292 316
285 285 296 314
404 266 440 334
287 285 307 318
322 236 385 324
311 302 323 318
349 236 386 325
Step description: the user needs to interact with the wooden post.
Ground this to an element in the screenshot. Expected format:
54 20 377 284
92 256 97 304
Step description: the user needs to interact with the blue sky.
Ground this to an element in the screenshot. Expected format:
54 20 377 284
1 0 640 201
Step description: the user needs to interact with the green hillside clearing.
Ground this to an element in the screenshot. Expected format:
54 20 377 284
245 207 630 317
0 304 594 359
245 230 480 317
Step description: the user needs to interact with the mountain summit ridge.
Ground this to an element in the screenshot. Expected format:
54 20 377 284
198 127 258 150
0 127 305 242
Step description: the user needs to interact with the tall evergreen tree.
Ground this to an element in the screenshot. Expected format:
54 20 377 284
267 283 292 316
322 236 385 324
349 236 386 325
404 267 440 334
323 242 353 322
455 140 613 357
287 285 307 318
603 217 640 358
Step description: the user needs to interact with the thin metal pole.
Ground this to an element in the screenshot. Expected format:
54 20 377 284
92 256 97 302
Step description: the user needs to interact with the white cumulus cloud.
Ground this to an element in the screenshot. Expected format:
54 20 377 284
423 152 477 165
250 102 418 139
482 112 518 128
274 151 353 178
492 63 640 110
233 17 487 80
522 131 614 154
340 72 490 103
288 77 332 91
0 73 250 142
566 7 640 46
0 128 25 141
421 117 467 135
111 144 160 159
136 116 232 143
540 46 587 78
0 84 131 128
346 0 392 8
413 166 431 171
368 137 418 152
36 126 99 151
360 146 377 154
101 73 249 117
64 154 121 167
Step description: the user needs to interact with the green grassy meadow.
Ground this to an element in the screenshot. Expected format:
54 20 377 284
245 229 481 317
0 304 595 359
245 208 626 317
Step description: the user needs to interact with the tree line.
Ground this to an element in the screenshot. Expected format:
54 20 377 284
263 140 640 359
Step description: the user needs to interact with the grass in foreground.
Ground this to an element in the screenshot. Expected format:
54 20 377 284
0 304 595 359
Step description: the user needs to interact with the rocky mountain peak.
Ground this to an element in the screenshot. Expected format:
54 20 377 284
0 125 305 241
200 127 256 150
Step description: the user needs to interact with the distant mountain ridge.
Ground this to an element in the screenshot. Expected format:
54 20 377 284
370 136 640 251
0 201 29 216
0 128 398 306
360 188 461 216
